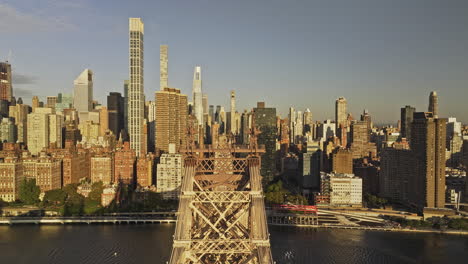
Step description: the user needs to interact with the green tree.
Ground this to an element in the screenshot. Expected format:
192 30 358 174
63 183 79 196
364 193 387 208
448 218 468 230
64 193 84 216
88 182 104 202
18 179 41 205
43 189 67 205
264 180 308 205
83 199 101 215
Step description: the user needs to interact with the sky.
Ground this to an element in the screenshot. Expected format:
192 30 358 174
1 0 468 124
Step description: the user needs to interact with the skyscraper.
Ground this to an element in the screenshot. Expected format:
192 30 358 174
253 102 277 185
289 107 296 143
229 90 236 134
9 102 29 143
301 141 321 191
128 18 145 155
0 61 13 102
192 66 203 126
303 108 313 130
146 100 156 152
160 45 168 90
123 80 129 136
335 97 347 129
335 97 347 145
155 88 188 153
202 94 208 116
400 105 415 139
428 91 439 118
107 92 124 138
27 110 49 155
410 112 446 209
349 120 377 159
73 69 93 113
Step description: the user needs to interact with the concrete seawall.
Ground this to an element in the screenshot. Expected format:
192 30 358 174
2 217 467 236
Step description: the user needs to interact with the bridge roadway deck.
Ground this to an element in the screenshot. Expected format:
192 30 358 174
0 216 176 225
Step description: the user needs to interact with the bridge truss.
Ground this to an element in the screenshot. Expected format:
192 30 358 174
169 143 274 264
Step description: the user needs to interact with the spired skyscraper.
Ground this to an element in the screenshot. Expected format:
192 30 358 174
192 66 203 126
128 18 145 155
73 69 93 113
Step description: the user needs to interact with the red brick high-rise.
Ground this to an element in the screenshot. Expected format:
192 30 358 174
114 141 136 184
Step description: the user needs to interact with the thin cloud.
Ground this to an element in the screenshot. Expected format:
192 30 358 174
14 87 34 98
0 3 77 33
13 73 39 85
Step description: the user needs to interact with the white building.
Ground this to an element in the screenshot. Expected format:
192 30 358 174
318 120 336 142
447 117 462 137
320 172 362 207
0 117 15 143
73 69 93 113
156 144 183 200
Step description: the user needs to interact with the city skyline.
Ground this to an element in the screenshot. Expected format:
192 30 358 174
1 0 468 123
0 2 468 262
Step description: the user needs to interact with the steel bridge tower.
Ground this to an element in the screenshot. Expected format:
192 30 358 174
169 131 274 263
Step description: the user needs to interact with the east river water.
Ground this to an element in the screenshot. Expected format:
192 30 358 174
0 225 467 264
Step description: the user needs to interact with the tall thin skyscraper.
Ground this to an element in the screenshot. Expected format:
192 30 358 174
289 107 296 143
400 105 415 139
192 66 203 126
229 90 236 134
128 18 145 155
303 108 312 126
202 94 208 115
335 97 347 145
335 97 347 131
253 102 277 185
428 91 439 118
73 69 93 113
230 90 236 114
160 45 168 90
123 80 129 134
0 61 13 102
209 105 214 121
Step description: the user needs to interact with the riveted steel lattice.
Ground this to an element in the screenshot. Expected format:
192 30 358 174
169 144 273 264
